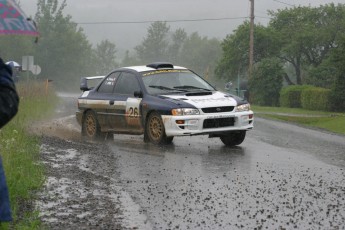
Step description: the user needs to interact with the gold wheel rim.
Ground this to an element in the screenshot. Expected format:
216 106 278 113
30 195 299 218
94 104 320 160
149 116 163 141
85 114 96 137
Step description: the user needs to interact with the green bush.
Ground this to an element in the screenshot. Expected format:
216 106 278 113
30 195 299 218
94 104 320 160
279 85 313 108
301 87 331 111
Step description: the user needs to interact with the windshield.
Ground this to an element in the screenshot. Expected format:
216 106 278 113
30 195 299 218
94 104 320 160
141 69 215 95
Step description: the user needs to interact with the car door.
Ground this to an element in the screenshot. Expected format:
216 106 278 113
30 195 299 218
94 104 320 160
108 71 143 133
90 72 119 131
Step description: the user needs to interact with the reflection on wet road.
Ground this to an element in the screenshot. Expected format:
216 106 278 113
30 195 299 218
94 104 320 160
108 118 345 229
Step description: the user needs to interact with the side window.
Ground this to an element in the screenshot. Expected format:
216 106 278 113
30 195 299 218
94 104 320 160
114 72 141 95
97 72 121 93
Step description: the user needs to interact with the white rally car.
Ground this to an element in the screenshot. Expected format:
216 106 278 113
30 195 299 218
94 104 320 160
76 62 254 146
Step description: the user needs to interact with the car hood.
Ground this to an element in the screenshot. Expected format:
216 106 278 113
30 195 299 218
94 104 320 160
161 91 238 108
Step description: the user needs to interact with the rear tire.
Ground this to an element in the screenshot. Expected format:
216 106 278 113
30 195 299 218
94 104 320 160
145 112 173 145
220 131 246 146
82 110 105 141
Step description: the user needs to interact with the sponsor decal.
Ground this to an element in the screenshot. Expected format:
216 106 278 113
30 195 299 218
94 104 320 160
191 97 233 103
104 76 117 86
163 92 236 108
142 69 190 76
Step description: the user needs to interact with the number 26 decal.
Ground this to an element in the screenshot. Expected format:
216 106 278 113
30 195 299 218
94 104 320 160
128 107 139 117
125 98 142 126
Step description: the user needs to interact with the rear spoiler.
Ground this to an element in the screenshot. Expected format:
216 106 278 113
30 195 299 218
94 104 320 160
80 76 105 91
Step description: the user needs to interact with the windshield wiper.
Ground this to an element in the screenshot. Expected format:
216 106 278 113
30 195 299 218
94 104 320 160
149 85 186 92
174 85 211 91
149 85 175 90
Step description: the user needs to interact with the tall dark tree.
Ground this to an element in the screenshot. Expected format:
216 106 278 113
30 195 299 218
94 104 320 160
249 58 284 106
135 21 170 63
269 4 345 85
168 28 187 63
215 22 279 82
0 36 34 64
93 39 118 75
34 0 93 89
178 32 221 80
121 50 139 67
329 36 345 112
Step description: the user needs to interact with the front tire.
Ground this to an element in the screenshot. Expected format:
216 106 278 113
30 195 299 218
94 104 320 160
220 131 246 146
82 110 104 141
145 112 173 145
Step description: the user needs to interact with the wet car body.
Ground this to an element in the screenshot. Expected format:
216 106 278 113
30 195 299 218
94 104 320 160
76 62 254 145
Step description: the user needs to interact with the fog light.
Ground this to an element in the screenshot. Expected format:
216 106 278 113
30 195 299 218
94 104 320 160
176 120 185 124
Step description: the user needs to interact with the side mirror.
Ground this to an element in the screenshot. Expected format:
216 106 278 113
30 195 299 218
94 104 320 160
80 78 89 91
134 91 143 98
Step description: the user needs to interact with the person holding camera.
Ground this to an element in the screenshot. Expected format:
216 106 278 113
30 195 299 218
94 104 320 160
0 57 19 222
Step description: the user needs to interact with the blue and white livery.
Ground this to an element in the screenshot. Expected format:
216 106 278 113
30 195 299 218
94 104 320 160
76 62 254 146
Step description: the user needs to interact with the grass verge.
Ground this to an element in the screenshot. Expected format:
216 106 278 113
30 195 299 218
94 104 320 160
252 105 345 135
0 81 57 229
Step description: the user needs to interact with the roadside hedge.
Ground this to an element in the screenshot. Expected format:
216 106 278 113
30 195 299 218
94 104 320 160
279 85 313 108
301 87 331 111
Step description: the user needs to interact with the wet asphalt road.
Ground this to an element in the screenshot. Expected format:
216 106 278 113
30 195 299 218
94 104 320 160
42 94 345 229
107 118 345 229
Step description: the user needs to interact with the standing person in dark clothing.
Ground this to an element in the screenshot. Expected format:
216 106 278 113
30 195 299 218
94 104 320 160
0 57 19 222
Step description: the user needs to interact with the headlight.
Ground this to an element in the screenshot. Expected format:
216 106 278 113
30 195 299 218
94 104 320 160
236 103 250 112
171 108 200 116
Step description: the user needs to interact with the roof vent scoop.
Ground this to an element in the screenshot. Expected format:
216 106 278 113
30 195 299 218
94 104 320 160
146 62 174 69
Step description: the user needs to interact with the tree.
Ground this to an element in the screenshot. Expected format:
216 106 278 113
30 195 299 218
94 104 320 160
168 28 187 63
0 36 35 64
269 4 345 85
215 22 279 82
121 50 139 67
329 36 345 112
135 21 170 63
249 58 284 106
34 0 93 90
93 39 118 75
178 32 221 80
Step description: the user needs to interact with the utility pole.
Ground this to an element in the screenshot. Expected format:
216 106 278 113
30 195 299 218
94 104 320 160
249 0 254 79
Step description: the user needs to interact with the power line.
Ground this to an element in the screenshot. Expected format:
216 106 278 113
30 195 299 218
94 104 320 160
76 17 249 25
273 0 295 7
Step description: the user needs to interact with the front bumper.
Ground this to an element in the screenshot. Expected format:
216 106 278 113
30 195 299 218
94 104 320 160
162 111 254 137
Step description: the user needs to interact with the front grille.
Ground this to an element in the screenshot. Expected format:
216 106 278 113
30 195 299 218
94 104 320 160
201 106 234 113
203 117 235 129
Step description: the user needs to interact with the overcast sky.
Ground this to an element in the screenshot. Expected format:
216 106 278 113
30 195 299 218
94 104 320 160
20 0 345 54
